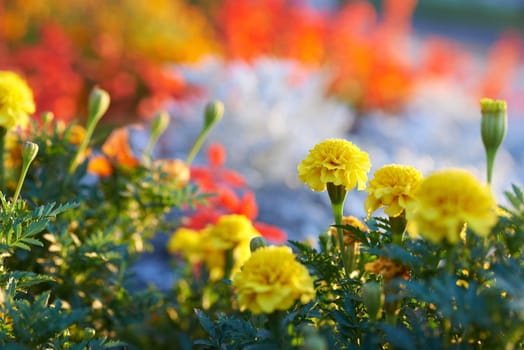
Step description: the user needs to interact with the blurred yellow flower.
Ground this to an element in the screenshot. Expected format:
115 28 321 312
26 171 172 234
168 214 260 281
0 71 35 130
406 169 498 244
206 214 261 251
365 164 423 217
298 139 371 192
167 227 203 264
233 246 315 314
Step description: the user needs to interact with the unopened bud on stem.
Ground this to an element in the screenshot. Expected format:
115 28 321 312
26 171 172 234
480 98 507 184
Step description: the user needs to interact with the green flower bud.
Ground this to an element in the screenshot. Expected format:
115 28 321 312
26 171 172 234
480 98 508 184
362 281 384 322
22 141 39 166
12 141 39 203
87 86 110 126
41 111 54 127
185 100 224 166
204 100 224 132
250 236 267 252
151 111 170 140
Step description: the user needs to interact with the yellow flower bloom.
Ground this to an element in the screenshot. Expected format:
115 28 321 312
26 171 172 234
365 164 423 217
167 227 203 264
206 214 261 251
298 139 371 192
0 71 35 130
168 215 260 281
233 246 315 314
406 169 498 244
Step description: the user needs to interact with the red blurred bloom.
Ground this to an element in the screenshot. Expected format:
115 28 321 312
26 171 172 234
187 143 286 243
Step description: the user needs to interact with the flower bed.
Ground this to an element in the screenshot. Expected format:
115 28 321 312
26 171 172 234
1 67 524 349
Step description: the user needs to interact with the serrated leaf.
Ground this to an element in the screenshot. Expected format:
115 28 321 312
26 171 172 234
24 219 48 236
195 309 217 337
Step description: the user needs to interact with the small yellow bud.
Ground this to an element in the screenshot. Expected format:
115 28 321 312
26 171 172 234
480 98 508 184
250 236 267 252
87 87 110 126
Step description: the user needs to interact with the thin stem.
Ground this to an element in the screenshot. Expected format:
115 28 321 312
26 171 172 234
68 122 97 175
486 149 495 185
0 127 6 191
332 202 350 278
185 128 210 166
12 160 29 204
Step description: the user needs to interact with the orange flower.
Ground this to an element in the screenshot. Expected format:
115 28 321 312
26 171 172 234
365 256 408 280
87 155 113 177
153 158 190 187
101 126 140 168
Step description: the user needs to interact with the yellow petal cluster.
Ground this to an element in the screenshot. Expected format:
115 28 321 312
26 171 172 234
0 71 35 130
168 214 261 280
233 246 315 314
298 139 371 192
406 169 498 244
365 164 423 217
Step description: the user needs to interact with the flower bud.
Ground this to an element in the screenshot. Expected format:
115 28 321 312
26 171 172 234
87 86 110 126
361 280 384 322
41 111 54 126
250 236 267 252
204 100 224 132
151 111 170 141
480 98 508 184
22 141 39 167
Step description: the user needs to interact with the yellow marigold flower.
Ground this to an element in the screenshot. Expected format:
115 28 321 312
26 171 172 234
167 227 203 264
233 246 315 314
364 256 408 280
169 215 261 281
0 71 35 130
297 139 371 192
207 214 261 250
200 233 252 281
406 169 498 244
365 164 423 217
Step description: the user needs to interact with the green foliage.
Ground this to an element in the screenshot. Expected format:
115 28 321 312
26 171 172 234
195 184 524 349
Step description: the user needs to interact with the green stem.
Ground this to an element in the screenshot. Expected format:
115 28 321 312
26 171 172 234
0 127 6 191
486 149 495 185
12 159 30 204
268 311 287 349
389 213 407 245
68 122 97 175
327 183 350 278
223 248 234 280
332 202 350 278
185 128 210 166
